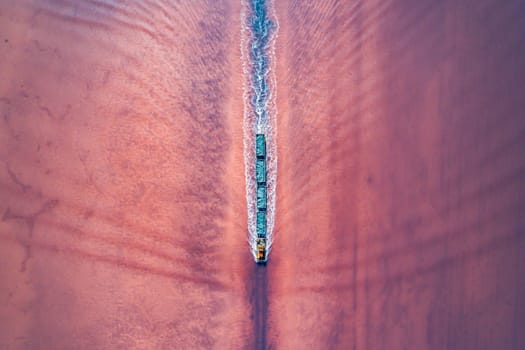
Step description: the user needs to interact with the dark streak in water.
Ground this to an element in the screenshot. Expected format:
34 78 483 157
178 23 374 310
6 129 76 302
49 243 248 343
250 264 269 350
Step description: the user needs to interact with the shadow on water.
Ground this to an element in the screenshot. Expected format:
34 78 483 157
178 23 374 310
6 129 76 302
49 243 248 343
249 263 269 350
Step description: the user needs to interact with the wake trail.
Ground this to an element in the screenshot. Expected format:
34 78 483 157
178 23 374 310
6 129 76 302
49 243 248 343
241 0 279 261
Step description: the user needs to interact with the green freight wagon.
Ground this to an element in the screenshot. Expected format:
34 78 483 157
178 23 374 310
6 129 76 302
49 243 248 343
257 186 267 211
256 159 266 184
256 134 266 159
256 211 267 238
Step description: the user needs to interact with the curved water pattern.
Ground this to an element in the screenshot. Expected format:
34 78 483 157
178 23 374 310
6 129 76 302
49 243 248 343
241 0 279 259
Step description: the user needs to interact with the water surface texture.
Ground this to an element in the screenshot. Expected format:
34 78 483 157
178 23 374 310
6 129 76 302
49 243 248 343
270 0 525 348
0 1 252 348
1 0 525 349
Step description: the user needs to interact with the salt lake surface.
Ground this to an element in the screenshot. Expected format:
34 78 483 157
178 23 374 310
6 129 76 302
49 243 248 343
1 1 525 349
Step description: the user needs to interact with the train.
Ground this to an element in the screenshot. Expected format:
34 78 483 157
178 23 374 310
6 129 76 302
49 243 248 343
255 133 268 263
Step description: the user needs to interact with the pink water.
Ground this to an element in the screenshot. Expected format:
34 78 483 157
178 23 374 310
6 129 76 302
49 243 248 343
1 1 524 349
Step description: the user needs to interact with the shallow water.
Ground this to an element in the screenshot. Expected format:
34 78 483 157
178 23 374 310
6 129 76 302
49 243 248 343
271 0 525 348
1 0 525 349
1 1 251 348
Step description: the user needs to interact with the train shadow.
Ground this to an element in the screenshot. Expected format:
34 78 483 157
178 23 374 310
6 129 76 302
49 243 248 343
248 263 269 350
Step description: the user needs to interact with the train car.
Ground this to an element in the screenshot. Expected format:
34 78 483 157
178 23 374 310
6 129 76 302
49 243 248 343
256 237 267 263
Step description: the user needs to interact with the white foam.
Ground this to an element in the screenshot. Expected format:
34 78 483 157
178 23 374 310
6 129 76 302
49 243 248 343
241 0 279 261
